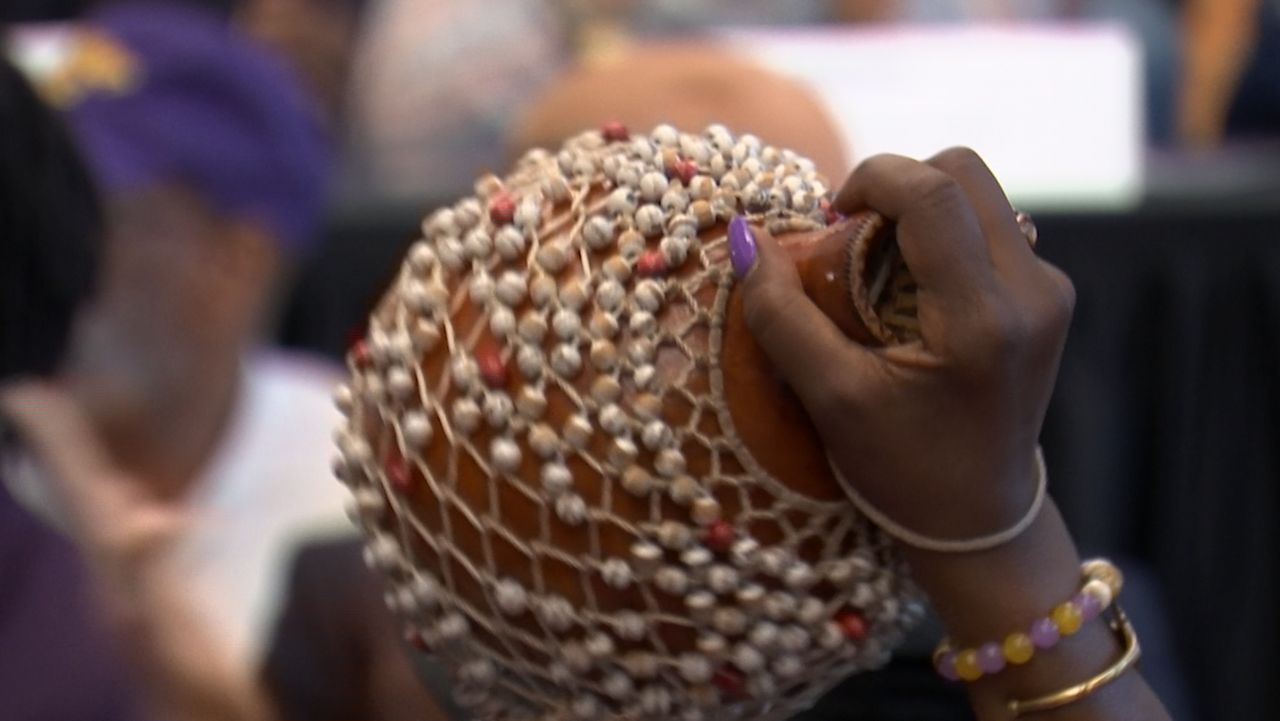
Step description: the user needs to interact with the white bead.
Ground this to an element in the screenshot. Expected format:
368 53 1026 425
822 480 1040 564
640 686 671 716
654 566 688 595
489 306 516 337
410 572 441 609
347 486 385 520
584 215 618 251
563 641 592 672
541 462 572 496
401 410 433 447
773 655 803 678
668 475 700 505
634 279 664 311
407 241 437 273
494 225 525 260
635 204 665 237
464 228 492 261
819 621 845 650
386 366 415 400
363 533 402 571
660 188 689 214
678 653 712 683
630 136 656 161
494 577 528 615
764 591 796 621
543 174 570 203
515 196 542 230
660 235 689 267
454 197 482 229
601 558 633 589
436 612 469 641
640 420 673 450
615 610 647 641
785 562 817 590
536 595 575 632
632 364 656 389
436 236 466 272
736 583 766 610
555 493 587 525
639 171 668 202
707 565 739 594
482 391 513 429
515 344 543 381
798 597 826 625
651 124 679 147
490 437 521 473
760 547 790 577
459 658 495 686
696 632 726 657
627 337 655 365
614 161 641 188
424 207 457 238
734 643 765 672
603 672 633 700
714 608 747 636
450 355 479 391
550 344 582 378
495 270 526 306
749 621 779 650
630 540 662 574
629 310 657 336
604 189 637 219
598 403 629 436
657 520 692 549
668 213 698 239
594 279 625 311
586 631 616 658
552 308 581 340
451 397 481 435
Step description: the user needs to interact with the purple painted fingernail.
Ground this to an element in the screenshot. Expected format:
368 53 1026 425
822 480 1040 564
728 216 757 278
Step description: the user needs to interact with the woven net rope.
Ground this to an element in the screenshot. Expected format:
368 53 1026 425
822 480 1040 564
333 123 925 721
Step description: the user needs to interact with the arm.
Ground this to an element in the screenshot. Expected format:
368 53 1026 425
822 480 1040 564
732 148 1171 720
0 383 275 721
1178 0 1261 146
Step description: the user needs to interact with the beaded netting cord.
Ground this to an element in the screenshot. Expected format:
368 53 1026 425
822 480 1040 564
333 122 926 721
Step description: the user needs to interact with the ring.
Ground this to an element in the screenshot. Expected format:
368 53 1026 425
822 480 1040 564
1015 210 1038 248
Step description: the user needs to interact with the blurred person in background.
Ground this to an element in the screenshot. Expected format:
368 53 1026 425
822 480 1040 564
0 55 140 721
5 0 352 681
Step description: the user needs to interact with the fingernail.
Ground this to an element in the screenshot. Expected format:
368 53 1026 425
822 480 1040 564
728 216 757 279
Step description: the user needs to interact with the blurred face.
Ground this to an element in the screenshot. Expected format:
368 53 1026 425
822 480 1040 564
89 183 280 362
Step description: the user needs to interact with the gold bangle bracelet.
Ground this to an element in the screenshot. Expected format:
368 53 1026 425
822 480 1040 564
1007 603 1142 717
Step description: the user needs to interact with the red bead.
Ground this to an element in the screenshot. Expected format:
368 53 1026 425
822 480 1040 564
820 197 843 226
601 120 629 141
636 249 667 277
712 666 746 696
836 610 868 641
350 338 371 367
386 451 413 493
489 192 516 225
476 344 508 388
702 520 736 552
669 156 698 185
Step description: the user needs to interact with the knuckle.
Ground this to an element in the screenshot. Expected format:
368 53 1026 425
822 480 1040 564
911 170 967 215
1029 265 1076 339
932 146 987 176
966 298 1027 365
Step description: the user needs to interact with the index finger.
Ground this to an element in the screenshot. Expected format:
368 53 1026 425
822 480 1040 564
834 154 996 301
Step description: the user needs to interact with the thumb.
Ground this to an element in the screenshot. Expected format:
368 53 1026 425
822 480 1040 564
730 216 876 414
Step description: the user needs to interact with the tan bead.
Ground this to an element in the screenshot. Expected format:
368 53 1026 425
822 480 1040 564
516 386 546 420
629 310 657 336
562 414 593 449
621 465 654 497
608 437 638 469
529 274 557 307
528 423 559 459
590 374 622 403
632 393 663 420
560 278 591 311
537 241 571 274
617 229 646 260
690 200 715 229
668 475 700 505
517 311 547 344
657 520 692 549
691 496 722 525
409 318 440 352
589 311 619 339
602 256 631 282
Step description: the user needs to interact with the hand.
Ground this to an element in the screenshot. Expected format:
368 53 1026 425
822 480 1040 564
735 148 1076 542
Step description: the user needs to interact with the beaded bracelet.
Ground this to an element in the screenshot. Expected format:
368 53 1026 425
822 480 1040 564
933 558 1124 682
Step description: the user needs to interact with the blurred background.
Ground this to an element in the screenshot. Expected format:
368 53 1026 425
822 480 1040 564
2 1 1277 720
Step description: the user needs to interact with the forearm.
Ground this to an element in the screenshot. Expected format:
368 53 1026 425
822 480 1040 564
903 501 1169 721
98 558 275 721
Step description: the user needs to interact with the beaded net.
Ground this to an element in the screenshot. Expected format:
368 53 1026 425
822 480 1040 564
333 123 925 721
